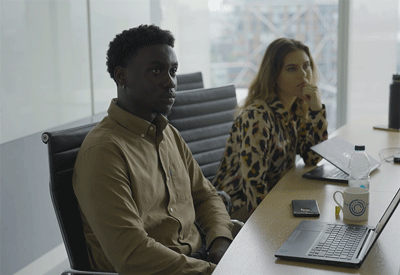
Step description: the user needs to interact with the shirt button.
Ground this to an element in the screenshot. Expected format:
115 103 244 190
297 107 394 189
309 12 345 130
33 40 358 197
170 208 174 212
166 177 170 181
149 126 154 131
140 134 145 138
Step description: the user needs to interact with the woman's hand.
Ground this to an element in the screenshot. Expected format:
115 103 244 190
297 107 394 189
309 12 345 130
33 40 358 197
302 83 322 111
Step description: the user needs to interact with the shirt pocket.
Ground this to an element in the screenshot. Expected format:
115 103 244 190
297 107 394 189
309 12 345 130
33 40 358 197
169 159 193 202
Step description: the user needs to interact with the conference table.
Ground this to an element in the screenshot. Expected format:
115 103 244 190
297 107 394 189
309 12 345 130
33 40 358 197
213 116 400 275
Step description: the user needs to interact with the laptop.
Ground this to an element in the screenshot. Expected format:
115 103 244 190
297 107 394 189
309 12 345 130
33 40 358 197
275 187 400 268
302 136 381 183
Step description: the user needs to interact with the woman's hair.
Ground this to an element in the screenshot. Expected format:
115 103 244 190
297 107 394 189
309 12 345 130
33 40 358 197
106 24 175 82
242 37 318 110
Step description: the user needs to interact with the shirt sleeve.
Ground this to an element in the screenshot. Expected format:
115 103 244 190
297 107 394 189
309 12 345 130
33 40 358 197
73 144 215 275
173 130 234 249
235 109 273 214
297 105 329 165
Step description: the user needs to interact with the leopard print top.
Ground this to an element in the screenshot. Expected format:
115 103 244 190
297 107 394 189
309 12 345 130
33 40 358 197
213 97 328 215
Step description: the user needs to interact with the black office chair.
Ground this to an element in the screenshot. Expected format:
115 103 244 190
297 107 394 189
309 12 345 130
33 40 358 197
176 71 204 91
168 84 237 182
42 109 242 274
168 84 241 222
42 123 117 275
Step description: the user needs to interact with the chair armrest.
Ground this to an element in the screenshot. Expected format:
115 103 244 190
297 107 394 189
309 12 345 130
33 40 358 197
230 219 244 228
230 219 244 238
216 190 232 214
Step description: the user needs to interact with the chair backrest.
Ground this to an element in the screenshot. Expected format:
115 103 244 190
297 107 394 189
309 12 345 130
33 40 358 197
176 72 204 91
42 122 97 271
168 84 237 182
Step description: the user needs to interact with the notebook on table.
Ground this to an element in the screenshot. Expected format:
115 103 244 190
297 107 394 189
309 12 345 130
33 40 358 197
275 187 400 268
302 136 381 183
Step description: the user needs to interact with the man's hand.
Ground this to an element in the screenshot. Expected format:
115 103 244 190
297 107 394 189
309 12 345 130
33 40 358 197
302 83 323 111
207 237 231 264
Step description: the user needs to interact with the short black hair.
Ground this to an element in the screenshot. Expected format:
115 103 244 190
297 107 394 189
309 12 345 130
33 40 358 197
106 24 175 81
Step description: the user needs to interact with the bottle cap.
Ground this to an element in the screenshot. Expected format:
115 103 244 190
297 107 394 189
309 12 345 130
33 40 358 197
355 145 365 151
393 74 400 81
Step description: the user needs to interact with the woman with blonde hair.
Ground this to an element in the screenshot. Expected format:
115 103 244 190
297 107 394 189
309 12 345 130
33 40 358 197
213 38 328 221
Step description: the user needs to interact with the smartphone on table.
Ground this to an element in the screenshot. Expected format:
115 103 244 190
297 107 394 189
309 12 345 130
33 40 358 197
292 199 320 217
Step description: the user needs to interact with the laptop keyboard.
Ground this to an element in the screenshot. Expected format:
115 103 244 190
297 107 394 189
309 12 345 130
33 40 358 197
325 168 349 179
308 224 367 260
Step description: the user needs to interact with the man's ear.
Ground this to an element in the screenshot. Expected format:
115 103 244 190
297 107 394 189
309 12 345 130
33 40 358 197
114 66 125 86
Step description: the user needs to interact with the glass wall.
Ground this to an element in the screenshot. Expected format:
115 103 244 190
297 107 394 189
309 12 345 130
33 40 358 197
0 0 209 144
209 0 339 132
1 0 91 144
159 0 211 86
0 0 152 144
347 0 398 125
1 0 399 144
90 0 151 114
0 0 339 144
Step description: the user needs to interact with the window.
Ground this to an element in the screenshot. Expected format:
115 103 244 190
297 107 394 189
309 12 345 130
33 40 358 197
209 0 339 132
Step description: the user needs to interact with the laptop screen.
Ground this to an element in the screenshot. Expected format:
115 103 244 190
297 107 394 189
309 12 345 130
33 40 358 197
310 136 381 174
358 188 400 260
375 188 400 234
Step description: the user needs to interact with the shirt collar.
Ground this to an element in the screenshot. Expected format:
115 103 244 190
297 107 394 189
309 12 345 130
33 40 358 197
266 96 287 121
107 99 169 138
269 96 301 119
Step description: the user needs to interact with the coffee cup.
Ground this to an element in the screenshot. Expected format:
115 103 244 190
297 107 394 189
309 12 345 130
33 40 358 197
333 187 369 222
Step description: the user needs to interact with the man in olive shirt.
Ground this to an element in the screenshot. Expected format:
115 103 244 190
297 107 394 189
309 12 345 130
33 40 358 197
72 25 233 274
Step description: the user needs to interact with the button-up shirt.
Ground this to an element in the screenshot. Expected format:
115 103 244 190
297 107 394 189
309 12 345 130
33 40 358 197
73 99 233 275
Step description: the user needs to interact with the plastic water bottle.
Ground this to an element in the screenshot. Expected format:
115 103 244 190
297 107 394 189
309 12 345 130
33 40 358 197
348 145 370 189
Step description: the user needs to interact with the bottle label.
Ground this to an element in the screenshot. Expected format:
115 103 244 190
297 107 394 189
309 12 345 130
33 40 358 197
348 179 370 189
